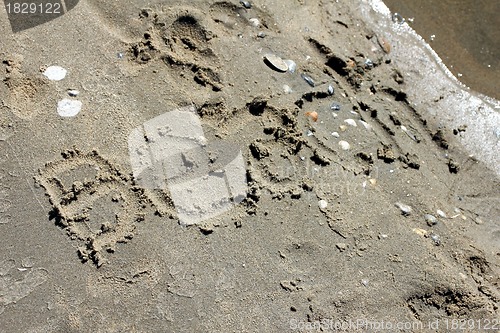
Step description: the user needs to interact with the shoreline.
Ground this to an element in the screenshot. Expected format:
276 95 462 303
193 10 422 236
362 0 500 176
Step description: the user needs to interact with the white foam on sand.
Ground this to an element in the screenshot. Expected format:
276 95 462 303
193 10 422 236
360 0 500 175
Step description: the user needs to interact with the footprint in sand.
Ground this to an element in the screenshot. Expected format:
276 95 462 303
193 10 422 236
0 259 48 315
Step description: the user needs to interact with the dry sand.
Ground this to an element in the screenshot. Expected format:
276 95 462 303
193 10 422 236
0 0 499 332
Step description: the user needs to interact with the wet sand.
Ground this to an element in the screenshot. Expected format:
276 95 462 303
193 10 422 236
0 0 499 332
383 0 500 100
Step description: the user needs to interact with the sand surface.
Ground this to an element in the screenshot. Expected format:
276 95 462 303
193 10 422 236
0 1 499 332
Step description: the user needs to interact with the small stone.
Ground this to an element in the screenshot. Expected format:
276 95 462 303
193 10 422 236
67 89 79 97
336 243 347 252
339 125 347 132
331 132 340 138
338 140 350 150
318 199 328 209
43 65 67 81
364 58 374 69
330 102 341 111
257 32 266 38
448 159 460 173
327 85 334 95
361 279 369 286
429 233 441 246
263 54 288 72
395 202 412 216
424 214 439 226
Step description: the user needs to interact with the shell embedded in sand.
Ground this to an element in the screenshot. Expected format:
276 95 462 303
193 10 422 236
305 111 318 122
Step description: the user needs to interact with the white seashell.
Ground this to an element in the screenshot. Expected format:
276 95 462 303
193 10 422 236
57 99 82 117
338 140 350 150
263 54 288 72
43 66 67 81
331 131 340 138
344 119 357 127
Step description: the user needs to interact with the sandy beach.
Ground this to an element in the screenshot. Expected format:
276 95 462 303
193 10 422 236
0 0 499 332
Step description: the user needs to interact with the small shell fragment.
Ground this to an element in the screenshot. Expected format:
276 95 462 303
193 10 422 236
436 209 447 218
300 73 315 87
339 125 347 132
330 102 341 111
338 140 350 150
359 120 372 130
43 66 67 81
283 84 292 94
331 132 340 138
240 0 251 8
344 119 357 127
305 111 318 122
377 35 391 54
327 85 334 95
395 202 412 216
318 200 328 209
424 214 439 226
283 59 296 73
263 54 288 72
412 228 427 237
249 18 260 27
